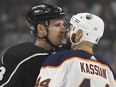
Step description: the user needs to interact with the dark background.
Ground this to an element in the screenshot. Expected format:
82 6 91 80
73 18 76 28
0 0 116 75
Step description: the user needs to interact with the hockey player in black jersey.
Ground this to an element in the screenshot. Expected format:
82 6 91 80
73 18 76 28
0 4 66 87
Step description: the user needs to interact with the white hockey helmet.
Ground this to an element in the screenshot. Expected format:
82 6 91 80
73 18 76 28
70 13 104 45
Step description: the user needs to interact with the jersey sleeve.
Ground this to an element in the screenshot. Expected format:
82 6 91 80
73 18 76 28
34 57 71 87
0 54 27 87
34 64 67 87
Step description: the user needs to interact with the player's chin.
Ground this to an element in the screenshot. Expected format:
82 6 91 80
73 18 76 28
56 40 62 46
59 36 63 40
56 36 63 43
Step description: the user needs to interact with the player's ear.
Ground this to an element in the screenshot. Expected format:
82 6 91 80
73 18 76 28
37 24 44 33
37 24 47 36
75 30 83 43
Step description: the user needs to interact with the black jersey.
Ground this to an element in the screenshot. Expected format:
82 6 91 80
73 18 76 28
0 42 50 87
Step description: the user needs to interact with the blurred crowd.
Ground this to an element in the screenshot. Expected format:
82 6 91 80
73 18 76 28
0 0 116 74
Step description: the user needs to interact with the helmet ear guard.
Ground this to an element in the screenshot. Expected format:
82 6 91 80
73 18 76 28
69 13 104 45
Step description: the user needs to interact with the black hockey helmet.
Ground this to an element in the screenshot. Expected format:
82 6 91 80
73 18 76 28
26 4 65 33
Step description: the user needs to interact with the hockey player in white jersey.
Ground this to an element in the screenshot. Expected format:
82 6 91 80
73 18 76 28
35 13 116 87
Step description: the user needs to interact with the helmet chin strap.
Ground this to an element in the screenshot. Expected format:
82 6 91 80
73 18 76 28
35 32 58 48
45 27 59 48
35 34 45 39
44 21 58 48
70 32 83 49
35 21 59 48
35 30 58 48
44 35 58 48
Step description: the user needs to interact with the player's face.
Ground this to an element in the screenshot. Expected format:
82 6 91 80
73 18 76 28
47 19 66 46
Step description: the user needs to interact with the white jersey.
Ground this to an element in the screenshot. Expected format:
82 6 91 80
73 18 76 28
35 50 116 87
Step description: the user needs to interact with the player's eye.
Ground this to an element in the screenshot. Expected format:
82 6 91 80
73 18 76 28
55 23 60 27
